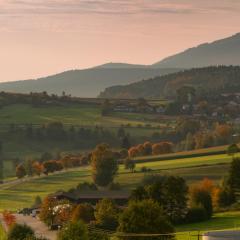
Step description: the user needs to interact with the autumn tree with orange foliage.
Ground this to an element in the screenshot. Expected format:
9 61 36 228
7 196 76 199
143 141 152 155
32 161 43 176
128 147 140 158
214 124 232 144
189 178 215 218
2 211 16 227
152 142 173 155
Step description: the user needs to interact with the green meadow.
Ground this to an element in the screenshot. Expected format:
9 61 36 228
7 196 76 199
0 152 234 211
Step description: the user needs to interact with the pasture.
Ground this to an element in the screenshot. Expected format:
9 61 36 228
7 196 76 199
0 104 164 128
0 152 234 211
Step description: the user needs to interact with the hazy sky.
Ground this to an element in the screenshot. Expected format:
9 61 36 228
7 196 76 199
0 0 240 82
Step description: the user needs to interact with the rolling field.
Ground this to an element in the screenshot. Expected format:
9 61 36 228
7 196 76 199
0 152 234 211
0 104 162 128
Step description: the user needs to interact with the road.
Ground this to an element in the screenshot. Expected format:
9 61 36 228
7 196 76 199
14 214 57 240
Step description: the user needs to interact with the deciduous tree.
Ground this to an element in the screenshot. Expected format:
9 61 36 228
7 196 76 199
91 144 118 187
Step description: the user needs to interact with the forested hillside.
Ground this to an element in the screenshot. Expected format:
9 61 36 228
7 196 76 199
99 66 240 99
153 33 240 68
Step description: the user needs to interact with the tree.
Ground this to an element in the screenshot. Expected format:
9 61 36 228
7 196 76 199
131 175 188 223
214 124 232 144
189 185 213 219
227 144 239 156
32 161 43 176
161 176 188 223
124 158 135 173
91 144 118 187
95 198 119 230
128 147 139 158
2 211 16 227
143 141 152 155
16 164 26 179
152 142 173 155
71 203 94 224
227 157 240 198
39 196 58 226
121 136 131 150
8 224 35 240
43 160 63 174
57 221 88 240
176 118 200 137
24 159 34 177
118 200 174 240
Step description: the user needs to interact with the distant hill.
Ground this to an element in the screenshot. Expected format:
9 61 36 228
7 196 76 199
0 67 180 97
94 62 148 69
1 33 240 97
99 66 240 99
153 33 240 68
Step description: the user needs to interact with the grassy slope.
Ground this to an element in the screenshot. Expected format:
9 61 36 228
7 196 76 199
0 104 162 127
176 211 240 240
0 103 166 175
0 152 235 211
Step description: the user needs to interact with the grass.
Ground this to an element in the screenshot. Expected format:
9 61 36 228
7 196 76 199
0 224 7 240
0 152 234 211
176 211 240 240
0 104 162 127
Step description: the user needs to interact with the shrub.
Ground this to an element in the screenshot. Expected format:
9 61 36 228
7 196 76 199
76 182 97 191
57 221 88 240
185 207 208 223
190 187 213 219
218 188 235 207
71 203 95 223
118 200 174 240
8 224 34 240
95 199 119 230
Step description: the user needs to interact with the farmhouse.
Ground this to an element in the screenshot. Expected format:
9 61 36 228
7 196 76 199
51 190 130 206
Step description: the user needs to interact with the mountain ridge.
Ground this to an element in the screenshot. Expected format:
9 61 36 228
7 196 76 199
153 33 240 68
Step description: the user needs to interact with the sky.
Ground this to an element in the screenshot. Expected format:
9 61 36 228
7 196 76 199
0 0 240 82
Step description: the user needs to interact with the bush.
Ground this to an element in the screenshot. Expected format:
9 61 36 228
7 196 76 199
95 199 119 230
185 207 208 223
8 224 34 240
57 221 88 240
190 187 213 219
71 203 95 223
76 182 97 191
218 188 235 207
118 200 174 240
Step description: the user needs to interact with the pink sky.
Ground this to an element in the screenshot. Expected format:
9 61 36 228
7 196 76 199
0 0 240 82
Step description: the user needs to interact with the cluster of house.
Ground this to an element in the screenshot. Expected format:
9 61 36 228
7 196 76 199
113 103 165 114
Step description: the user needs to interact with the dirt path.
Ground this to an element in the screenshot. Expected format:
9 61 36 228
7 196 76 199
14 214 57 240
